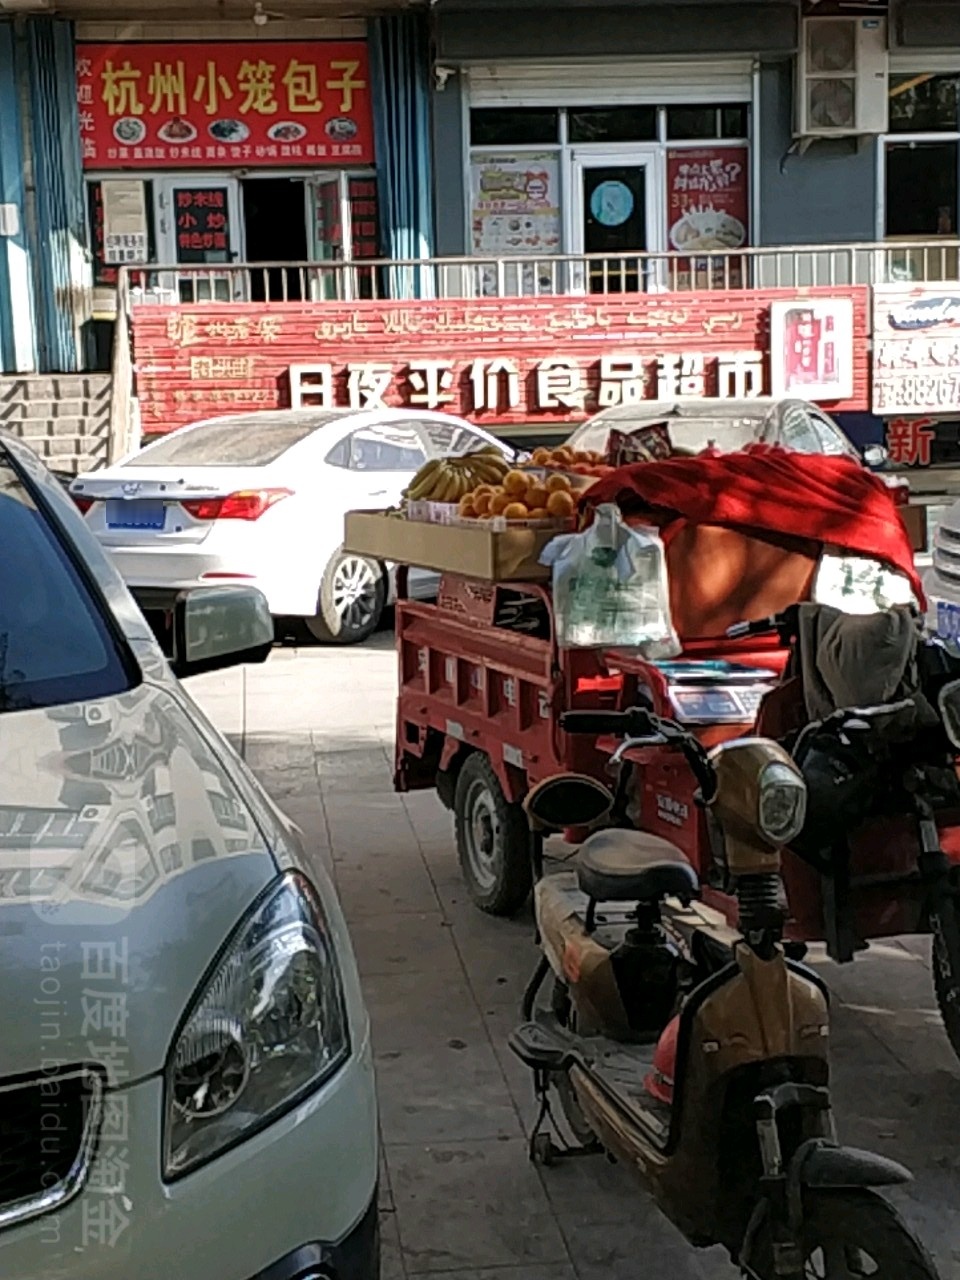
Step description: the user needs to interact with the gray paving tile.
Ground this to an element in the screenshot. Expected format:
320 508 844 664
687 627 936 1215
349 911 462 979
407 1269 576 1280
376 1043 520 1144
567 1217 736 1279
386 1140 570 1273
364 971 489 1052
336 862 441 917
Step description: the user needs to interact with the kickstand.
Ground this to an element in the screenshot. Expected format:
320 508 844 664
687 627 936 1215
528 1069 601 1167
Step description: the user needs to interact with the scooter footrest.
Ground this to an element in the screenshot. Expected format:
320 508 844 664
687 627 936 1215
508 1021 571 1071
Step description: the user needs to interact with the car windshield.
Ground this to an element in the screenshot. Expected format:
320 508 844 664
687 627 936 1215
567 410 762 456
126 410 351 468
0 452 134 712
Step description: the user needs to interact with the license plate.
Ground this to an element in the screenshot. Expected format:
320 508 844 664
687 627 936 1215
106 500 166 531
936 600 960 642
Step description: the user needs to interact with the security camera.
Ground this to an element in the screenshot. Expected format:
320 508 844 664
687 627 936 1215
434 65 456 92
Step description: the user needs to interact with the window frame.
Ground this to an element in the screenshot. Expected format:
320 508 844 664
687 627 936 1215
0 443 141 711
876 129 960 240
465 103 751 260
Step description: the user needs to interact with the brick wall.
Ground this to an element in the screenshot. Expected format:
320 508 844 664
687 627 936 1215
0 375 113 475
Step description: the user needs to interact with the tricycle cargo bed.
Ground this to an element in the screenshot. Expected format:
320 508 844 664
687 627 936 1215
394 575 617 803
345 509 554 581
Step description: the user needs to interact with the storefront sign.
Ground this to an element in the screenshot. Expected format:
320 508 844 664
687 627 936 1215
131 287 869 434
873 286 960 414
173 187 230 261
769 297 854 401
884 416 936 467
101 179 148 264
76 41 373 170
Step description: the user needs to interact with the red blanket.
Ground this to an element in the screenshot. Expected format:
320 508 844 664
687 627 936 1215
582 445 924 604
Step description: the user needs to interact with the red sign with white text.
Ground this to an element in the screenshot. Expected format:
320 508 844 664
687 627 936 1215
76 41 373 170
130 289 869 435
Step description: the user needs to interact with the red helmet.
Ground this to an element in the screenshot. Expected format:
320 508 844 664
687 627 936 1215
644 1014 680 1105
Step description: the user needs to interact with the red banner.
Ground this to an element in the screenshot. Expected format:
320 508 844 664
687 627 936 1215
76 41 374 170
131 289 869 435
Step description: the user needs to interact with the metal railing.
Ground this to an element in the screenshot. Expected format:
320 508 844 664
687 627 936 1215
121 240 960 306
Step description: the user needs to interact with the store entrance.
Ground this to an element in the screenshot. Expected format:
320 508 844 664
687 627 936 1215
571 149 660 293
241 177 309 301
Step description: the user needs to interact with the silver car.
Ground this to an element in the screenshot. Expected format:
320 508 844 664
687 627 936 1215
0 434 379 1280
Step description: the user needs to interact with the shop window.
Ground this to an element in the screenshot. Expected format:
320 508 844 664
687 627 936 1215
568 107 656 143
889 73 960 133
470 108 560 146
86 180 155 286
666 104 748 140
885 141 958 235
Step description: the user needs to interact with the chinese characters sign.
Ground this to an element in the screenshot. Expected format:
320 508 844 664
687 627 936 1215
769 297 854 401
872 286 960 416
76 41 373 170
174 187 230 262
131 288 869 434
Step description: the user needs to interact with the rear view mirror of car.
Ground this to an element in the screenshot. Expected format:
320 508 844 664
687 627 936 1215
171 586 274 679
863 444 889 468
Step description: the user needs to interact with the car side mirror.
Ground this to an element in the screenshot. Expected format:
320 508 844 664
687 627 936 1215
171 586 274 679
863 444 889 469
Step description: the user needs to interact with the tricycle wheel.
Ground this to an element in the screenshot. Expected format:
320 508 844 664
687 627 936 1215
931 894 960 1061
454 753 532 916
744 1189 939 1279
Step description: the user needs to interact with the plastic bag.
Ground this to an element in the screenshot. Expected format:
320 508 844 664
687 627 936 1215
541 503 680 653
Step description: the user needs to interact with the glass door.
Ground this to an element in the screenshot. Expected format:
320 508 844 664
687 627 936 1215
571 150 661 293
307 174 345 300
155 177 243 301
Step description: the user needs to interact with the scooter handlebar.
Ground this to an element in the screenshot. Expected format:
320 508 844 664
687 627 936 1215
560 708 654 737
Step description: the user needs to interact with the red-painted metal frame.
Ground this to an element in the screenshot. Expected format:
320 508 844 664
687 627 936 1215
395 574 960 947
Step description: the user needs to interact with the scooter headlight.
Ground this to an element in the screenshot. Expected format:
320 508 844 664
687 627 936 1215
758 762 807 845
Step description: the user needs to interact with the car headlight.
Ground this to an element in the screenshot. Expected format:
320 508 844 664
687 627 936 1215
164 872 349 1178
758 761 807 845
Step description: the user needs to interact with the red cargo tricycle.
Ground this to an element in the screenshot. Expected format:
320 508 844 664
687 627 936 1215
393 415 960 1060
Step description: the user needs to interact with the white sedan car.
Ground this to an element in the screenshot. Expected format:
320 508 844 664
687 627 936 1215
72 407 512 644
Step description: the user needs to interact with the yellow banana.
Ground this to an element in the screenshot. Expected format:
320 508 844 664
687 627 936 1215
405 459 443 501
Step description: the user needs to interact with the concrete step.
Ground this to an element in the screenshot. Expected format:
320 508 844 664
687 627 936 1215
0 401 103 423
0 375 112 403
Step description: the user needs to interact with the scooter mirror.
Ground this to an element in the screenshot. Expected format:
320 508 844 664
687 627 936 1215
524 773 615 832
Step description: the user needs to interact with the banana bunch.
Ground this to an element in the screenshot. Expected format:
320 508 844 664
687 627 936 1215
404 448 509 504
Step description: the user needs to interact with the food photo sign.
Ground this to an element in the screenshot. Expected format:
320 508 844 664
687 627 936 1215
666 147 749 288
75 41 374 168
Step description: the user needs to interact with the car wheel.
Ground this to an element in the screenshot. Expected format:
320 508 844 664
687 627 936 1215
306 550 386 645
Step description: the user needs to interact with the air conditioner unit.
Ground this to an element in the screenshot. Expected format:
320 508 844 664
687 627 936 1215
796 16 889 138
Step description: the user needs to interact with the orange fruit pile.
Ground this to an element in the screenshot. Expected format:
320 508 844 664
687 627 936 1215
458 469 578 522
527 447 615 478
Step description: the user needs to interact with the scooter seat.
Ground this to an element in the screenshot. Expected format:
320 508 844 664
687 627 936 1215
577 829 699 905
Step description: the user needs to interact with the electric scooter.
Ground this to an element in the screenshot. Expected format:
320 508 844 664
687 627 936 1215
510 706 939 1280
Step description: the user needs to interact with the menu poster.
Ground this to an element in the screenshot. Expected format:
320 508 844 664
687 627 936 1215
102 179 148 264
174 187 230 263
666 147 749 287
470 153 561 256
349 177 379 259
